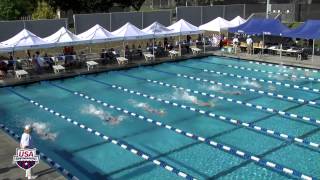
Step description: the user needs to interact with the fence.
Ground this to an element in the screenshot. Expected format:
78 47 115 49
1 3 320 42
0 19 68 42
74 10 171 34
176 4 266 26
270 4 295 22
141 0 176 9
298 4 320 21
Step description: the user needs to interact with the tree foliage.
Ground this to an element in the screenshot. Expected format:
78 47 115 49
47 0 145 13
46 0 146 13
0 0 146 20
32 1 56 19
0 0 33 20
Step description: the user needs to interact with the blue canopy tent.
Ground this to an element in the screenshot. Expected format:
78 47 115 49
283 20 320 60
229 18 289 56
229 18 289 36
283 20 320 39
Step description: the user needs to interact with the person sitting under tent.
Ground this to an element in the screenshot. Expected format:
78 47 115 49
107 48 120 62
100 49 108 64
164 37 168 50
0 61 8 78
33 52 43 73
63 46 77 66
43 53 54 69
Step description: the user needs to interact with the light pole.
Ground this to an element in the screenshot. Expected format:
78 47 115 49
266 0 271 18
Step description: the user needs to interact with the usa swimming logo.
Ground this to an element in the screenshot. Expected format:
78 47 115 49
13 148 40 170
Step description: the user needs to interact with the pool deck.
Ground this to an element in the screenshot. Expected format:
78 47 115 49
2 50 320 88
0 130 66 180
213 51 320 70
0 53 211 87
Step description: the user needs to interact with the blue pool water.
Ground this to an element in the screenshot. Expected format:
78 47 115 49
1 56 320 180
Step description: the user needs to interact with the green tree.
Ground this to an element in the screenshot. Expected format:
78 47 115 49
0 0 33 20
32 1 56 19
46 0 146 13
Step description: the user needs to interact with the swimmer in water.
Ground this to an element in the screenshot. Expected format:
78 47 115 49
141 104 166 115
180 91 215 107
130 99 166 116
104 116 121 125
31 122 57 141
192 99 214 107
268 85 276 91
43 132 56 141
148 108 166 115
291 76 298 81
220 91 242 95
304 71 311 77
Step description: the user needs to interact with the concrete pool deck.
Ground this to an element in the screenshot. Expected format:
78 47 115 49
0 130 66 180
0 53 212 87
1 50 320 88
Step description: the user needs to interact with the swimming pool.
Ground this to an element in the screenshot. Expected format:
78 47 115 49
1 56 319 180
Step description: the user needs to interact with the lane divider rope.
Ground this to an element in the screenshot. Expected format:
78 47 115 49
200 60 320 83
82 76 320 150
218 55 319 73
119 73 320 128
247 60 319 73
147 68 320 107
6 88 197 180
173 63 320 94
0 124 79 180
58 78 315 180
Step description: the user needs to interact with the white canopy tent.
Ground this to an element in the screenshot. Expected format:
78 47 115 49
112 22 153 40
167 19 200 35
199 17 232 32
167 19 201 54
77 24 121 43
44 27 86 46
0 29 52 51
229 16 246 27
142 22 179 38
0 43 13 53
142 22 179 56
112 22 153 57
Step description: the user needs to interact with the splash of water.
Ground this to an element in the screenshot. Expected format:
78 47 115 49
81 104 126 125
242 80 261 88
170 89 215 107
173 90 197 103
268 85 276 91
129 99 148 109
81 104 110 120
128 99 166 115
31 122 57 141
207 85 222 91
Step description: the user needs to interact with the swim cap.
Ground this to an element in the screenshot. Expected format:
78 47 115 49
24 124 31 130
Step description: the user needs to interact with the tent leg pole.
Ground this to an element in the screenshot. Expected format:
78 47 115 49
153 38 155 56
123 40 125 57
203 33 205 54
179 35 181 56
280 43 282 59
262 34 265 57
312 39 315 63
